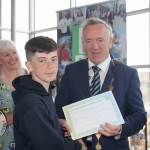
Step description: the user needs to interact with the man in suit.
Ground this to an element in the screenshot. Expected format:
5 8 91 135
55 18 146 150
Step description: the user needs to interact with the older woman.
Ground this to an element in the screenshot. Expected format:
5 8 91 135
0 39 25 149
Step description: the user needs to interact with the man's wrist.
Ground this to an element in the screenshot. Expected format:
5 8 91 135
118 125 122 134
117 130 121 135
114 125 122 140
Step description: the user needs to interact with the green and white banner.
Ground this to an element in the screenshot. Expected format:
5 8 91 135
72 25 86 62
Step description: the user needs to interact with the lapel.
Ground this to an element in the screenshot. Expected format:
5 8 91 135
78 59 90 98
100 59 117 93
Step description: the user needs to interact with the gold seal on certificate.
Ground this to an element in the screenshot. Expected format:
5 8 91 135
0 110 7 137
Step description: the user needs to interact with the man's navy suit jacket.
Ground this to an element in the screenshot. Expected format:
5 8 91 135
55 59 146 150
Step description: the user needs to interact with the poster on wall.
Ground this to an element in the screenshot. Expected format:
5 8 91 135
57 7 86 83
57 0 126 83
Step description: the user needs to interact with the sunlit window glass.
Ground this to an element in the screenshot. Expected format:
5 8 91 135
127 13 149 66
137 68 150 150
16 33 29 69
1 0 11 28
35 0 70 30
35 30 57 44
76 0 106 7
16 0 29 31
126 0 149 12
1 31 11 40
137 68 150 111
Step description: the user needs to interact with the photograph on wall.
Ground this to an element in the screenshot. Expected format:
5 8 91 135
73 7 86 25
57 35 72 84
58 10 71 37
57 6 86 53
57 6 86 83
58 35 72 63
57 7 86 37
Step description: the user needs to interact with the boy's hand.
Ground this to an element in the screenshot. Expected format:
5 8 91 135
59 119 71 137
77 139 87 150
59 119 87 149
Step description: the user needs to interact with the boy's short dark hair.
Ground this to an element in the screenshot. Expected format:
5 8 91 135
25 36 57 61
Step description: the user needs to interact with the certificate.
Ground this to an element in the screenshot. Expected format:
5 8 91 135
62 91 124 140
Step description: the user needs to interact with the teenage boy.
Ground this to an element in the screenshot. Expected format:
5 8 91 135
12 36 86 150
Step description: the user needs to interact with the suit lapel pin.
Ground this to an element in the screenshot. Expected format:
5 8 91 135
108 78 114 91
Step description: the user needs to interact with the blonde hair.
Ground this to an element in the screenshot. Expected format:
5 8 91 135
0 39 25 78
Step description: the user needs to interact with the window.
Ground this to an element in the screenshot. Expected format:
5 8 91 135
1 0 11 28
127 13 149 66
35 0 70 30
16 33 29 69
1 31 11 40
137 68 150 109
126 0 149 12
16 0 29 31
76 0 106 7
35 30 57 42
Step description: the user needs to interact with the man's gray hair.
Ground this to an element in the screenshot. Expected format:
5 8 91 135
81 17 113 39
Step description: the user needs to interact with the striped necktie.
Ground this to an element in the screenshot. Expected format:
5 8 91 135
90 66 101 96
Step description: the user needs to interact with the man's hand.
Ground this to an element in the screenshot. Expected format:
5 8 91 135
77 139 87 150
98 122 121 137
59 119 71 137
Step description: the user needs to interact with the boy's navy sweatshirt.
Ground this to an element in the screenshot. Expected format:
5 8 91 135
12 75 82 150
